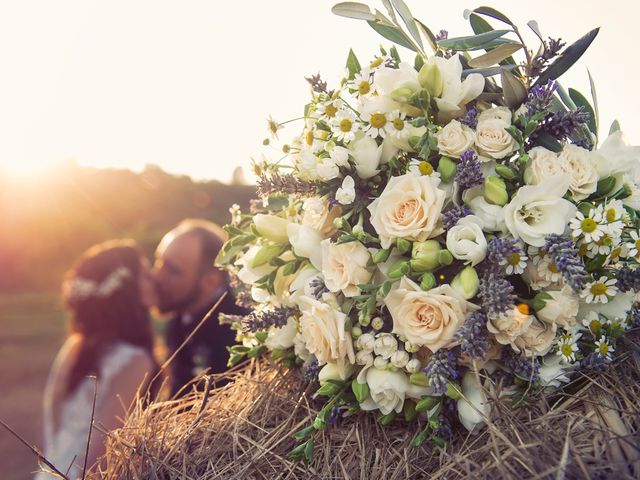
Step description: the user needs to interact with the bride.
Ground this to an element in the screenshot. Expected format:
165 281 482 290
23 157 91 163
36 240 160 479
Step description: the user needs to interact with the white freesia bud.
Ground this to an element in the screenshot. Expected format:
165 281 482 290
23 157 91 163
405 358 422 373
356 333 375 352
457 371 491 433
328 145 350 167
350 134 383 179
445 215 487 266
356 350 374 366
286 223 323 270
428 54 484 115
373 333 398 359
318 361 354 385
335 175 356 205
352 326 363 338
390 350 410 368
404 342 419 353
253 214 291 243
374 356 389 369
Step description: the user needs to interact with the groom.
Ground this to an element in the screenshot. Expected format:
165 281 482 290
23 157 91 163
153 218 248 395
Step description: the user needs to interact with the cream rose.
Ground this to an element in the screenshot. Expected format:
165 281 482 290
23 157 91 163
357 366 431 415
536 288 579 328
503 174 577 247
487 307 534 346
559 144 599 200
512 316 556 356
436 120 475 158
523 146 563 185
475 117 519 160
385 277 476 352
368 172 446 249
302 197 341 236
299 296 355 368
265 317 297 350
445 215 487 266
477 106 512 124
321 239 372 297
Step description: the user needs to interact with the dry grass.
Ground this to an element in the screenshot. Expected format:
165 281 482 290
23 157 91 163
93 332 640 479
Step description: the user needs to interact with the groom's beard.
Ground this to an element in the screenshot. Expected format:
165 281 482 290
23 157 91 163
157 281 202 315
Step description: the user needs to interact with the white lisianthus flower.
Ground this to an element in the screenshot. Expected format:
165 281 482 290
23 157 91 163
264 317 297 350
536 288 579 328
286 223 323 270
318 361 355 384
539 355 571 388
435 120 475 158
368 172 446 249
445 215 487 266
358 366 431 415
475 117 519 160
253 214 291 244
523 146 563 185
503 174 577 247
592 130 640 179
429 54 485 115
374 61 421 99
349 133 383 179
373 333 398 359
463 186 507 232
298 296 356 368
385 277 477 353
335 175 356 205
559 144 599 200
457 371 491 433
236 245 276 285
321 239 372 297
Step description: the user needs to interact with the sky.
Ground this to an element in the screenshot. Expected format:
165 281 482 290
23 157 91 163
0 0 638 182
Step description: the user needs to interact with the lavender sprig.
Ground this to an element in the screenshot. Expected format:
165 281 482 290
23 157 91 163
423 349 460 395
460 108 478 129
616 267 640 293
454 312 490 361
442 205 471 231
257 172 321 197
454 150 483 192
525 80 557 117
543 234 589 292
501 349 540 383
242 306 297 333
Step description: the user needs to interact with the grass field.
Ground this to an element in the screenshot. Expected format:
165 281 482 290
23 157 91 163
0 291 67 480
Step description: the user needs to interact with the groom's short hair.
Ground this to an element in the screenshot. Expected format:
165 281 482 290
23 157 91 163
170 219 226 273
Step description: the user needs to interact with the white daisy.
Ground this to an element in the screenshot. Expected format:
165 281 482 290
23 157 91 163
602 199 625 224
594 336 615 360
361 110 392 139
387 110 410 139
582 311 604 333
585 233 618 258
625 230 640 258
315 99 341 122
569 210 605 243
556 333 580 363
331 109 360 143
528 246 545 265
581 276 618 304
348 68 375 98
538 257 563 284
500 250 528 275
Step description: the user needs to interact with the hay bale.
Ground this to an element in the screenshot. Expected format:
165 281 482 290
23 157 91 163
94 333 640 479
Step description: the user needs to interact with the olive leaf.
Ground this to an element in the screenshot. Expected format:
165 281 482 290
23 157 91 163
390 0 423 50
588 69 599 139
569 88 597 135
367 21 417 51
468 43 522 68
534 28 599 86
465 6 514 26
331 2 377 21
501 69 528 109
437 29 511 50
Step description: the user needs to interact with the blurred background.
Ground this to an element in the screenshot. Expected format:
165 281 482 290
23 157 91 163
1 0 638 478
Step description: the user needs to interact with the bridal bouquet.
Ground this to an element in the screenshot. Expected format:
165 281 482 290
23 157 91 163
217 1 640 460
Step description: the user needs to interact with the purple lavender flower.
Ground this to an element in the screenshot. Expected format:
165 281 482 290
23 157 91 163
486 237 523 268
242 306 297 333
303 359 321 383
455 150 483 192
524 80 557 116
543 234 589 292
616 267 640 293
478 271 515 319
501 349 540 383
423 349 460 395
442 205 471 230
630 306 640 328
580 351 608 373
454 312 490 360
435 30 448 41
461 108 478 129
309 278 329 299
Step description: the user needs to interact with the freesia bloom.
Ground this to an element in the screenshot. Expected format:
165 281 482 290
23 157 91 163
321 239 372 297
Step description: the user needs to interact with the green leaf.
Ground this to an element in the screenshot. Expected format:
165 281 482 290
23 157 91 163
569 88 597 135
588 69 599 139
609 120 621 135
467 6 514 26
415 19 438 53
367 21 417 51
346 48 361 80
247 345 267 358
535 132 563 152
556 82 576 110
535 28 600 86
462 65 516 78
351 379 370 402
378 411 396 426
505 125 524 145
415 396 438 412
304 439 314 463
331 2 377 21
501 69 527 109
293 425 315 442
468 43 522 68
403 399 418 422
414 53 425 72
389 0 423 50
437 29 511 50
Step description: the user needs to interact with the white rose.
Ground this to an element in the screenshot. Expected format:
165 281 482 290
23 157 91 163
503 174 577 247
265 317 297 350
321 239 372 298
511 316 556 356
445 215 487 266
318 361 354 384
463 186 507 232
373 333 398 359
475 118 518 160
523 147 563 185
390 350 410 368
350 133 383 179
335 175 356 205
477 106 512 124
487 307 534 346
358 366 430 415
253 214 291 243
457 371 491 433
536 288 579 328
368 172 446 249
286 223 323 270
436 120 475 158
385 277 477 353
559 144 599 200
592 130 640 179
302 197 341 236
299 296 355 368
430 54 485 115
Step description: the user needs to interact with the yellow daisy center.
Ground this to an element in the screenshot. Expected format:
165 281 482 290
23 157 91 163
392 117 405 131
358 81 371 95
606 208 617 222
580 218 597 233
370 112 387 129
590 319 602 331
635 239 640 250
370 57 384 68
507 253 521 266
339 118 353 133
611 247 621 259
418 161 433 175
596 235 611 247
324 104 338 118
548 263 559 273
305 130 314 146
590 282 608 296
561 343 574 357
598 342 610 355
578 244 589 256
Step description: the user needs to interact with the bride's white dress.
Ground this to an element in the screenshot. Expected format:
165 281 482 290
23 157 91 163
35 341 146 479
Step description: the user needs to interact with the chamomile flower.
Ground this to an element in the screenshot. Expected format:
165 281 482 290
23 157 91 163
569 210 605 243
582 311 603 334
266 115 283 139
537 258 563 284
556 333 580 363
602 199 625 224
229 204 242 225
361 110 391 139
585 233 618 258
368 54 392 70
581 276 617 304
387 110 410 139
624 230 640 258
500 250 528 275
527 246 545 265
316 99 341 122
594 336 614 360
331 109 359 143
349 68 375 98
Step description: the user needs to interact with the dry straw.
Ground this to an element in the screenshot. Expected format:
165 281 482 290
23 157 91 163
93 333 640 479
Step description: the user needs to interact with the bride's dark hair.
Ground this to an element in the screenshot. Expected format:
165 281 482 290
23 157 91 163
62 239 158 397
